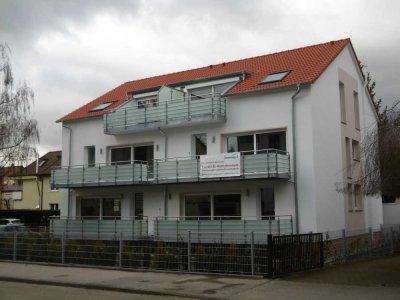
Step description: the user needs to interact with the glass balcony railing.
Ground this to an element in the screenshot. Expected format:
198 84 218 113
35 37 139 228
154 215 293 243
104 95 227 134
51 149 290 188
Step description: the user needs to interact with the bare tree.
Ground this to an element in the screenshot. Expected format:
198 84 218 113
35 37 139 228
356 101 400 198
0 43 39 167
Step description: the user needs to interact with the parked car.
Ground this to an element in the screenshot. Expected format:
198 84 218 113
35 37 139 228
0 218 23 226
0 219 26 233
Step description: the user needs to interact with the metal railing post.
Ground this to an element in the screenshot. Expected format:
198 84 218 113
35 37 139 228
188 230 191 272
251 231 255 276
187 97 191 121
275 150 278 176
13 231 17 261
61 232 65 264
277 216 281 235
220 218 223 243
211 97 214 118
144 106 147 127
119 232 123 268
165 102 168 124
124 109 127 129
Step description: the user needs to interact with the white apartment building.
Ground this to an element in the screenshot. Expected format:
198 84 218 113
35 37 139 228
52 38 383 238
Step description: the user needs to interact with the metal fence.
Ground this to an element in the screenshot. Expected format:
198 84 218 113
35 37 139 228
1 225 398 277
0 230 322 277
323 224 400 264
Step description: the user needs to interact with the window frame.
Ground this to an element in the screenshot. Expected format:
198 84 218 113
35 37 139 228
183 192 241 220
259 71 290 84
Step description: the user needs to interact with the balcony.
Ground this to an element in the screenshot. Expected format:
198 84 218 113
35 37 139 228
104 88 227 134
49 216 149 241
52 150 290 188
154 215 293 243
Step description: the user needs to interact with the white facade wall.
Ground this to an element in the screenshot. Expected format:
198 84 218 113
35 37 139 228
58 44 383 233
306 44 382 232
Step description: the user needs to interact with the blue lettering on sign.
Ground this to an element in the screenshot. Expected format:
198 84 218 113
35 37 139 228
224 153 239 160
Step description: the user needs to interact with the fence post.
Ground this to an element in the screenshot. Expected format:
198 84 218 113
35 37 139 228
187 230 191 272
13 231 17 261
251 231 255 276
267 234 273 277
119 232 123 268
61 232 65 265
342 229 347 263
368 227 373 254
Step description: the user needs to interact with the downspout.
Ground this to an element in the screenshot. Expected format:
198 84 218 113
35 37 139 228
35 154 41 210
40 176 44 210
63 124 72 217
291 84 302 234
158 127 168 217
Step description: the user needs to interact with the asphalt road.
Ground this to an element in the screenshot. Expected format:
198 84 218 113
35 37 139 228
0 281 197 300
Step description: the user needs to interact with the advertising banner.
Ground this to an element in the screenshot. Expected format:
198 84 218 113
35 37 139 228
200 152 241 178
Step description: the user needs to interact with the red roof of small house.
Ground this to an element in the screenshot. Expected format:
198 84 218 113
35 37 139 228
59 38 351 122
22 151 62 176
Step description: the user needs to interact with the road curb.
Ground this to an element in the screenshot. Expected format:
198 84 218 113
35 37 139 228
0 276 221 300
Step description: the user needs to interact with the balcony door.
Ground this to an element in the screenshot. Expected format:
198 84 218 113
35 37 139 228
110 145 153 166
260 187 275 217
80 197 121 219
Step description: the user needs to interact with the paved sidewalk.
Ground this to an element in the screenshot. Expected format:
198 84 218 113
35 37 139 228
0 259 400 300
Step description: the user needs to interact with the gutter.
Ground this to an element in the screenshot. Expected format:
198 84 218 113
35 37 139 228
63 124 73 217
291 84 302 234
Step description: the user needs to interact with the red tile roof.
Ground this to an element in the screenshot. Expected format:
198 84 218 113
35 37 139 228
59 38 351 122
22 151 62 176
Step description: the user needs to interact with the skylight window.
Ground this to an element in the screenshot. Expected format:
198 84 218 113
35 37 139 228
260 71 290 84
89 101 115 112
38 160 47 167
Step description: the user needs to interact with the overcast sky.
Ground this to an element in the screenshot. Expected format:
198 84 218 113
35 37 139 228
0 0 399 157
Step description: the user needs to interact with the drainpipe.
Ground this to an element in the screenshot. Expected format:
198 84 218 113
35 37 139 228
63 124 72 217
291 84 301 234
35 154 41 210
158 127 168 217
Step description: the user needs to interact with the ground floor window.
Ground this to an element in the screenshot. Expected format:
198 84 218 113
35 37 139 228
184 193 241 219
80 197 121 219
49 203 59 211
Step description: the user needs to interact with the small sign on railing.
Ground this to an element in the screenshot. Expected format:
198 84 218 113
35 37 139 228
200 152 241 178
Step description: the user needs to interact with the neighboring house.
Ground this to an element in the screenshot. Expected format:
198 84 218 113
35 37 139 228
52 38 382 236
15 151 61 211
0 166 23 209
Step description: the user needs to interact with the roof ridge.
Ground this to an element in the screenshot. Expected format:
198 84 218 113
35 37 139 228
122 38 351 85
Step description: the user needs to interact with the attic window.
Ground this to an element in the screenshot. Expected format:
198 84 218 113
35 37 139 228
38 160 47 167
89 101 115 112
260 71 290 84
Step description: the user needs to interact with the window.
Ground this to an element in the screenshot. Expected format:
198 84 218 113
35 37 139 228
111 147 131 165
80 197 121 218
185 195 211 219
49 181 59 192
227 131 286 154
81 198 100 217
345 138 352 178
347 183 353 211
49 203 59 211
89 101 115 112
102 198 121 218
86 146 95 167
189 82 236 100
353 185 363 211
260 187 275 216
134 192 144 218
38 160 47 167
184 193 241 219
213 194 241 218
354 91 360 130
193 134 207 156
259 71 290 84
109 145 154 166
352 140 360 161
340 82 346 123
137 96 158 108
